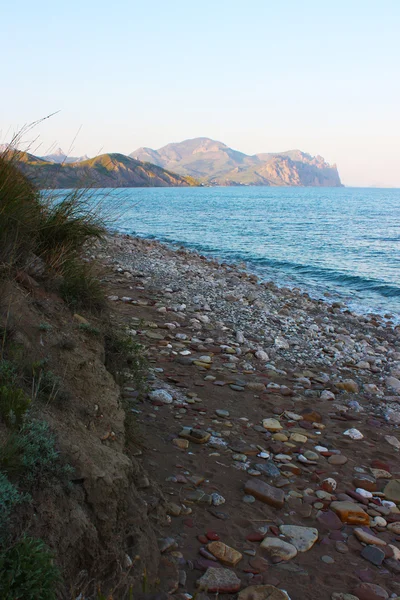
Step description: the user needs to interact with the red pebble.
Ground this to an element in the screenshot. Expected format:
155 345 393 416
198 535 208 544
246 532 264 542
206 531 220 541
184 519 194 528
269 526 280 536
243 568 260 574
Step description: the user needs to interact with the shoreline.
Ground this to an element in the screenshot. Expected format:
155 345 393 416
108 229 399 328
96 231 400 420
92 232 400 598
109 224 399 326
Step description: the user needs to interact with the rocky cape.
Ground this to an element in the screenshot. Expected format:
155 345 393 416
13 151 198 189
130 137 343 187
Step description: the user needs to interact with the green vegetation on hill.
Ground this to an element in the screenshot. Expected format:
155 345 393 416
130 137 343 187
13 151 198 189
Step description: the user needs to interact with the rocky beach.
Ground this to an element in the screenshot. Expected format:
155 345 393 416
89 233 400 600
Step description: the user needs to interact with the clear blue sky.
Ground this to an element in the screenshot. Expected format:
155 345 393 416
1 0 399 186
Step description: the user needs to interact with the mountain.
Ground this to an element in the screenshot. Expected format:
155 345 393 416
130 137 343 187
9 151 198 188
41 148 89 164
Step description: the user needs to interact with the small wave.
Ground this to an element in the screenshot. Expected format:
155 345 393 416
126 231 400 300
248 257 400 298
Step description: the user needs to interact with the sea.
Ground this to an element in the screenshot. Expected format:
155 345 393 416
90 186 400 320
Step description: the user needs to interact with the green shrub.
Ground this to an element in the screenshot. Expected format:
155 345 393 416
29 360 69 404
78 322 100 336
0 385 31 429
0 473 30 534
0 536 61 600
0 419 73 488
0 155 42 268
105 330 149 395
36 191 105 272
0 153 107 314
60 259 106 312
0 360 17 386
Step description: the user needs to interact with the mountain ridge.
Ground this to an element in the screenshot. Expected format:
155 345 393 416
7 150 198 189
130 137 343 187
40 147 89 164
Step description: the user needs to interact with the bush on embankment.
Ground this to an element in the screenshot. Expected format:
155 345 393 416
0 150 106 310
0 148 108 598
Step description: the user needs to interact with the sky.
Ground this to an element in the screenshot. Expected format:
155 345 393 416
1 0 400 187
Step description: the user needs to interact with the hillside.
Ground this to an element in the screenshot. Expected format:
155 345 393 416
13 151 198 188
130 137 343 187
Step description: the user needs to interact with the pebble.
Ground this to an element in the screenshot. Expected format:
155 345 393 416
385 435 400 449
211 493 226 506
353 528 387 546
262 418 283 432
207 541 243 567
239 585 289 600
321 390 336 401
243 495 256 504
343 428 364 440
197 567 241 593
387 522 400 534
290 433 308 444
260 537 298 562
173 438 189 449
215 409 230 418
321 555 335 564
279 525 318 552
360 545 385 566
149 389 174 404
255 461 281 478
328 454 348 465
244 479 285 508
303 450 319 461
330 501 370 525
335 541 349 554
159 537 176 553
352 582 389 600
166 503 182 517
383 479 400 502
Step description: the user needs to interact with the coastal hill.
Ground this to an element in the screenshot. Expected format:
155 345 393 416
130 137 343 187
12 150 198 188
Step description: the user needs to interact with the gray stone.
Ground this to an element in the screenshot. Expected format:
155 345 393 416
197 567 241 593
255 461 281 478
149 389 173 404
260 537 297 562
361 545 385 566
279 525 318 552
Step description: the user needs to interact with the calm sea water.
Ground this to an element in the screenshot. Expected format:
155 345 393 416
97 186 400 318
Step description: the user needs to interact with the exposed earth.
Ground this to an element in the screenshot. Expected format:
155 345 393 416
92 234 400 600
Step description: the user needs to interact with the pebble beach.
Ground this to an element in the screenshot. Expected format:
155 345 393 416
95 233 400 600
